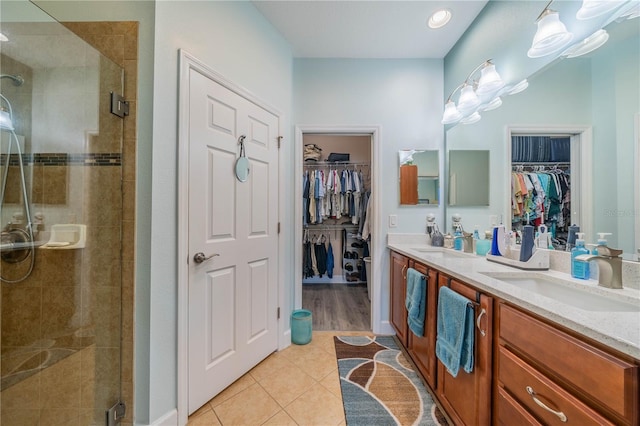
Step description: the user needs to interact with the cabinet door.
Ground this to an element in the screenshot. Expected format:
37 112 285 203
436 275 493 426
407 262 437 389
390 251 408 346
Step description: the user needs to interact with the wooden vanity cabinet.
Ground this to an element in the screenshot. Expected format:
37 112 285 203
496 302 639 425
407 260 438 389
390 251 409 347
436 275 493 426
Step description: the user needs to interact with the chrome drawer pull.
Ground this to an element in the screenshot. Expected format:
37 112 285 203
476 308 487 336
526 386 567 423
402 265 407 280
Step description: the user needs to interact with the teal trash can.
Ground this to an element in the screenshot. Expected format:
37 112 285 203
291 309 312 345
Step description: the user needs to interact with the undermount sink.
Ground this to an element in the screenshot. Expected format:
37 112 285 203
410 247 472 258
481 272 640 312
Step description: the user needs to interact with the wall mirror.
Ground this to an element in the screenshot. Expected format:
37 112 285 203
447 150 489 206
398 150 439 205
444 12 639 258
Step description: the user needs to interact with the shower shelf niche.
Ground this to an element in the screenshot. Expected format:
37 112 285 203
40 224 86 249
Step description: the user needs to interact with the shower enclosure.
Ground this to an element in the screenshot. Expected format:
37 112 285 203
1 2 125 424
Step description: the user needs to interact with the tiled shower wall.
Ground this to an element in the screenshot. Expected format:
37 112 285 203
0 22 137 426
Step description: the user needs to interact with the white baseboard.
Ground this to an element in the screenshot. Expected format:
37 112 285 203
149 409 178 426
375 320 395 336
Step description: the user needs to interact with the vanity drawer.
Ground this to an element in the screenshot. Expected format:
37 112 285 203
496 387 542 426
499 304 638 423
498 347 615 425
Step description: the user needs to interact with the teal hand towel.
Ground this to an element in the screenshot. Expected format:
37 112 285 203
405 268 426 337
435 286 474 377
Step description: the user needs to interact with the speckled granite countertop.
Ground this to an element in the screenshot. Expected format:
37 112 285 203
387 234 640 360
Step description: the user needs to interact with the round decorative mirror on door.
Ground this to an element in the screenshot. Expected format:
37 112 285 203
235 135 250 182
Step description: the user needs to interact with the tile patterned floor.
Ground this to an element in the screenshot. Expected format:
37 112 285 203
187 331 369 426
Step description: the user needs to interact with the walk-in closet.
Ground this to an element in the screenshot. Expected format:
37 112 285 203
301 134 372 331
511 135 572 249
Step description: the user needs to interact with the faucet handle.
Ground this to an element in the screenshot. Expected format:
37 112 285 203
597 245 623 257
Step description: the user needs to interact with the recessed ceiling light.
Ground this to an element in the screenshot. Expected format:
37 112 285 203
428 9 452 29
0 33 8 42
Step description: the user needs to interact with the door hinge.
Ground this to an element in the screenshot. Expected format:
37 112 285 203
277 136 283 149
105 401 126 426
110 92 129 118
277 222 281 234
277 307 281 319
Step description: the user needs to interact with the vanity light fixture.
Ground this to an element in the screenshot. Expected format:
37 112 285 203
527 2 574 58
577 0 627 20
441 59 506 125
563 29 610 57
428 8 452 29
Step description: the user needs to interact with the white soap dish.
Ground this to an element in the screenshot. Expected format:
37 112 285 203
40 224 86 249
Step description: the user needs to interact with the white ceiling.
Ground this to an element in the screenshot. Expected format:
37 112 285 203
252 1 489 59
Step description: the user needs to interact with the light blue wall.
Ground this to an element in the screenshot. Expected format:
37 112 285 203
293 58 444 325
151 1 293 423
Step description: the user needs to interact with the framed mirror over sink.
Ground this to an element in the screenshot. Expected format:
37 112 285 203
398 150 439 205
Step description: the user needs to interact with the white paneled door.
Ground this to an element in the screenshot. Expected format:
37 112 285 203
187 69 279 414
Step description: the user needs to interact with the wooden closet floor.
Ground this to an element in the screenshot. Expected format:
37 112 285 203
302 283 371 331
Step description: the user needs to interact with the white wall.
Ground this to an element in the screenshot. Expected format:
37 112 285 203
293 58 444 328
152 2 293 424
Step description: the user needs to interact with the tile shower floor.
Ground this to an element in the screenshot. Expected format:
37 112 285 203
187 331 369 425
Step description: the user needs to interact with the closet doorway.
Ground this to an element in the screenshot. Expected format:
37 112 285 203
294 128 379 332
506 126 593 250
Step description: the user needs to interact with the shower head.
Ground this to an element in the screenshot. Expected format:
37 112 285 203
0 74 24 87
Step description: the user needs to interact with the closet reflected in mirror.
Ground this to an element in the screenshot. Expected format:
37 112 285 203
511 134 575 250
448 150 489 206
398 150 439 205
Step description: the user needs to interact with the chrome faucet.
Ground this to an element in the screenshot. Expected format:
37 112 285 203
575 246 624 289
454 231 474 253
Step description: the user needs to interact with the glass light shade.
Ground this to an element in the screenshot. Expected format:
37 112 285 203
577 0 626 20
481 96 502 112
0 108 14 131
507 79 529 95
527 10 574 58
618 2 640 19
460 111 481 125
476 63 505 96
457 84 480 114
441 100 462 124
563 29 609 58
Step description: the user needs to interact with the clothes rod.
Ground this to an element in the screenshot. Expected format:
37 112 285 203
303 161 369 167
512 162 570 166
304 224 358 229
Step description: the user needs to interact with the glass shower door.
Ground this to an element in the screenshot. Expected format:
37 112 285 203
1 2 124 424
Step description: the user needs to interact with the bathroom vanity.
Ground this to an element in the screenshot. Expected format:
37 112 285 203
388 238 639 425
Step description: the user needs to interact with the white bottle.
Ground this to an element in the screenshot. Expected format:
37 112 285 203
591 232 612 280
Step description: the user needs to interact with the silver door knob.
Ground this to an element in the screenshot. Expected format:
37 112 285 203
193 252 219 264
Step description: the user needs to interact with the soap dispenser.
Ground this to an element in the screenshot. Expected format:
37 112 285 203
571 233 590 280
425 213 436 245
591 232 612 278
